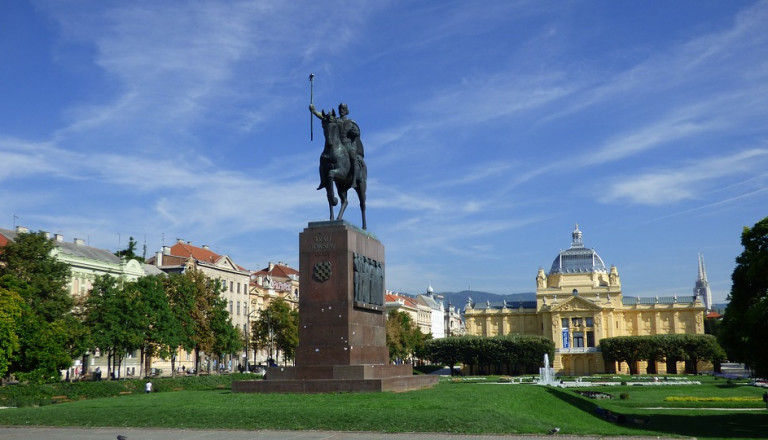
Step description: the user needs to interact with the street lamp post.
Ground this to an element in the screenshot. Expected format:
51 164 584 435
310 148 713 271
266 309 275 366
244 300 259 372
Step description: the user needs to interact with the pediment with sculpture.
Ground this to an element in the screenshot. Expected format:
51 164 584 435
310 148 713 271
549 295 603 312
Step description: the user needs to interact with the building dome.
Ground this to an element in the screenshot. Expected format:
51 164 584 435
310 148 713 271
549 225 607 275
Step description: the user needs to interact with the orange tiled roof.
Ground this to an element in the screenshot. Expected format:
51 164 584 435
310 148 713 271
253 263 298 279
164 242 247 271
386 293 418 308
170 242 221 263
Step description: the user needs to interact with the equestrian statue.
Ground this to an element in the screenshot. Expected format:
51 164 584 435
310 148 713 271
309 102 368 230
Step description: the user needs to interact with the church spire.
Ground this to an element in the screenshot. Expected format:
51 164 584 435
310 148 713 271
698 253 708 282
694 253 712 311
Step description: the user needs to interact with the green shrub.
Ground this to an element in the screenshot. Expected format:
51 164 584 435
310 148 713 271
620 392 630 400
0 374 253 407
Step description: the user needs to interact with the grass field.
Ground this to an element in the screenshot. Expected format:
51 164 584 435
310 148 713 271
0 376 766 439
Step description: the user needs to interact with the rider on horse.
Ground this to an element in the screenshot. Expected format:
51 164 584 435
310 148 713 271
310 103 360 189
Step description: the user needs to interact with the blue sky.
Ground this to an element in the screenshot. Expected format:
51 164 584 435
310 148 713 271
2 1 767 304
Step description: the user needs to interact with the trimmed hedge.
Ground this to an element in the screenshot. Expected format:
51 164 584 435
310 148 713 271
424 335 555 375
600 334 726 375
0 373 254 407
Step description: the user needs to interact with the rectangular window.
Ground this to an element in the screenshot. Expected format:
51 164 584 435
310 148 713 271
587 331 595 347
229 300 233 314
585 317 594 327
237 283 240 294
230 281 234 292
561 318 569 328
573 332 585 348
237 301 240 315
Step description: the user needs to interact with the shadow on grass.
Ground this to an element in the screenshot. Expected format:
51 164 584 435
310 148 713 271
545 387 768 439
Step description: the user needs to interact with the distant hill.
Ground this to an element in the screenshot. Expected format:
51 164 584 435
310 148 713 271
399 290 535 309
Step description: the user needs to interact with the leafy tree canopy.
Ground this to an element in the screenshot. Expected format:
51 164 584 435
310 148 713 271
386 311 428 363
115 236 145 263
0 231 72 321
719 216 768 378
252 298 298 365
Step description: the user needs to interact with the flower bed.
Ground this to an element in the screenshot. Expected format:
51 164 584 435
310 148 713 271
575 390 613 399
664 396 761 402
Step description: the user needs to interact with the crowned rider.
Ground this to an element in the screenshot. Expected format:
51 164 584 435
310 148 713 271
337 103 363 189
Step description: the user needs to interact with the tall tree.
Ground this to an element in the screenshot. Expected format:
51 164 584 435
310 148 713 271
164 270 225 374
385 311 426 363
0 287 23 378
129 275 180 376
164 272 198 374
0 231 79 382
83 276 144 379
115 236 144 263
209 296 243 372
719 216 768 378
252 298 298 365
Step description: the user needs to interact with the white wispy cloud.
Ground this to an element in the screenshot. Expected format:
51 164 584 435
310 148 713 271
599 149 768 205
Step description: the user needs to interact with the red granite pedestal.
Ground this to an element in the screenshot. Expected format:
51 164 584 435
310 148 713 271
232 220 438 393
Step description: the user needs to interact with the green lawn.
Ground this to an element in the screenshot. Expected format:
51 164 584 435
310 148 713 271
0 377 766 439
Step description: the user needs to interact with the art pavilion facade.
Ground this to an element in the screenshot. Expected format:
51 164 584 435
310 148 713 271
463 225 706 376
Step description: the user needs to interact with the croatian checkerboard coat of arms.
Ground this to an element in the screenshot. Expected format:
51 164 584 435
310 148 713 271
312 261 332 282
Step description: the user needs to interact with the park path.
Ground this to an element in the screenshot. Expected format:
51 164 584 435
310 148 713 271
0 426 691 440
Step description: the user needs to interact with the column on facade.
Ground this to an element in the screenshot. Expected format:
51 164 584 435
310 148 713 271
653 310 663 336
497 307 506 335
671 311 679 334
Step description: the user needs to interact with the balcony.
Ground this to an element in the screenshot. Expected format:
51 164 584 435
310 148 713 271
557 347 599 354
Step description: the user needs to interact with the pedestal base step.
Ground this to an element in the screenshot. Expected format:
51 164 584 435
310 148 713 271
232 375 438 394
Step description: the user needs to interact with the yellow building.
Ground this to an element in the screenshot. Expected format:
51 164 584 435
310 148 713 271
464 225 705 376
248 262 299 366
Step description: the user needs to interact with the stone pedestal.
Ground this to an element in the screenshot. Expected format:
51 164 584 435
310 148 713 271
233 220 438 393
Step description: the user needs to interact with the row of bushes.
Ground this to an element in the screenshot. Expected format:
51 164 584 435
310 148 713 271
600 334 725 375
423 335 555 375
0 373 255 407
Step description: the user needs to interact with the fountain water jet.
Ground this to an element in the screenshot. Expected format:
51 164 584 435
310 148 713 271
538 353 556 386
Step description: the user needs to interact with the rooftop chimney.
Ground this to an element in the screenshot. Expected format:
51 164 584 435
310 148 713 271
202 245 210 250
74 238 85 246
162 246 171 255
15 226 29 233
54 233 63 242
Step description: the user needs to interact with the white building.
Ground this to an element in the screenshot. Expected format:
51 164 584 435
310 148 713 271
415 285 446 339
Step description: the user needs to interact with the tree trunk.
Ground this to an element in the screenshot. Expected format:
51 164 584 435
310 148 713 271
144 347 153 377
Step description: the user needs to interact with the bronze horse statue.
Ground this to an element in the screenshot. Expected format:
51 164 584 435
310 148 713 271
311 104 367 229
